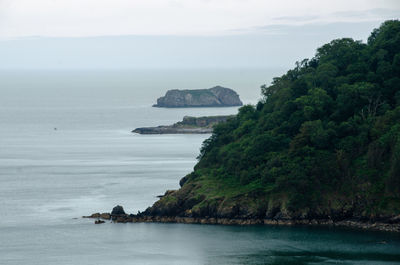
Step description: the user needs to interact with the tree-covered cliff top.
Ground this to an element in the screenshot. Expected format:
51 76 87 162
145 20 400 221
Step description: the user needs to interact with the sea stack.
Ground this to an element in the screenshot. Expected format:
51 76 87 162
153 86 243 108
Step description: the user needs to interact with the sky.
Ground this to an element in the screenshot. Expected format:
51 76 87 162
0 0 398 69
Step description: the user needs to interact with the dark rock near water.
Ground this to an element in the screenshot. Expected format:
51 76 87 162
111 205 126 215
84 203 400 232
153 86 243 108
82 193 400 232
133 126 213 134
133 115 234 134
86 213 100 218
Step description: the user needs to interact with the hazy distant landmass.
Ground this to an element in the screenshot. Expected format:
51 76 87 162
153 86 243 108
132 115 234 134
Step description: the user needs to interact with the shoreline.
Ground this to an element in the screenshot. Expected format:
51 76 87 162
83 213 400 233
132 115 233 134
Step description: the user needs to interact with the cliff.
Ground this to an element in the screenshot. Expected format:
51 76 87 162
132 115 234 134
153 86 243 108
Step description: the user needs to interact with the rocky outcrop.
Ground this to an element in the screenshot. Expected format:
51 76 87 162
132 115 234 134
153 86 243 108
133 127 213 134
111 205 126 215
84 205 400 232
83 175 400 232
84 212 111 220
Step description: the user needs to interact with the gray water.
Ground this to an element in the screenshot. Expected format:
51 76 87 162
0 69 399 265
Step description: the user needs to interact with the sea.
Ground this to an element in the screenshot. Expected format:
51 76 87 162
0 69 399 265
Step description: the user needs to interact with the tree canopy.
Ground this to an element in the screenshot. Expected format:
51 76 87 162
194 20 400 217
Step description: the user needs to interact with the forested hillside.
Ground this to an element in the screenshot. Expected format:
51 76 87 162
145 20 400 221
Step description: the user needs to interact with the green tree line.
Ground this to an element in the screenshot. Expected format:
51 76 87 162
194 20 400 217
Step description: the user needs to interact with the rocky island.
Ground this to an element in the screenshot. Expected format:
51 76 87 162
86 21 400 233
132 115 234 134
153 86 243 108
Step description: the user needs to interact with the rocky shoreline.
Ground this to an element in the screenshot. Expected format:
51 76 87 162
133 126 213 134
132 115 233 134
83 211 400 233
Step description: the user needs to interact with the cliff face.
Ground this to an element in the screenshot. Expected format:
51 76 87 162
153 86 243 108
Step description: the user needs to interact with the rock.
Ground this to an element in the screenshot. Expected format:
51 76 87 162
83 213 100 218
95 220 105 224
133 126 213 134
389 215 400 224
100 213 111 220
153 86 243 108
132 115 233 135
111 205 126 215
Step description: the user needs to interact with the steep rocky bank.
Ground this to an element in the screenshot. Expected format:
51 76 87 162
84 209 400 233
153 86 243 108
84 183 400 232
132 115 234 134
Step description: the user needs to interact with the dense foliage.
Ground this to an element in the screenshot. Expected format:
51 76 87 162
193 20 400 217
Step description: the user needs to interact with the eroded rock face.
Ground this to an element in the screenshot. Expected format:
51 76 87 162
111 205 126 215
153 86 243 108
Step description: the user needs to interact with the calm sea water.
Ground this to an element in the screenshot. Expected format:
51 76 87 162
0 69 399 265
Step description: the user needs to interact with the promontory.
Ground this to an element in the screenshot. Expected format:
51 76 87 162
132 115 233 134
153 86 243 108
86 21 400 233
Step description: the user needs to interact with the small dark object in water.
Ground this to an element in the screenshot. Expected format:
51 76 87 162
95 220 105 224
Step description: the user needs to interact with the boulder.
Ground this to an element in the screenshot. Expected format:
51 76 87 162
111 205 126 215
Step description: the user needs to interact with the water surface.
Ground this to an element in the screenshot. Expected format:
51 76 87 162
0 69 399 265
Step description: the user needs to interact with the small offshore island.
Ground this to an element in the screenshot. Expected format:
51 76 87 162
87 21 400 233
153 86 243 108
132 115 234 134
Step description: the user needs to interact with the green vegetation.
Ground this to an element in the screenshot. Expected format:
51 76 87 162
148 20 400 220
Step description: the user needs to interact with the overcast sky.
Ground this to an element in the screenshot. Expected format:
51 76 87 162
0 0 398 69
0 0 398 38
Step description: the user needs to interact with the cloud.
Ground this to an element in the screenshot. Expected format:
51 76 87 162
0 20 383 70
272 15 320 23
231 8 399 35
270 8 399 25
0 0 398 39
